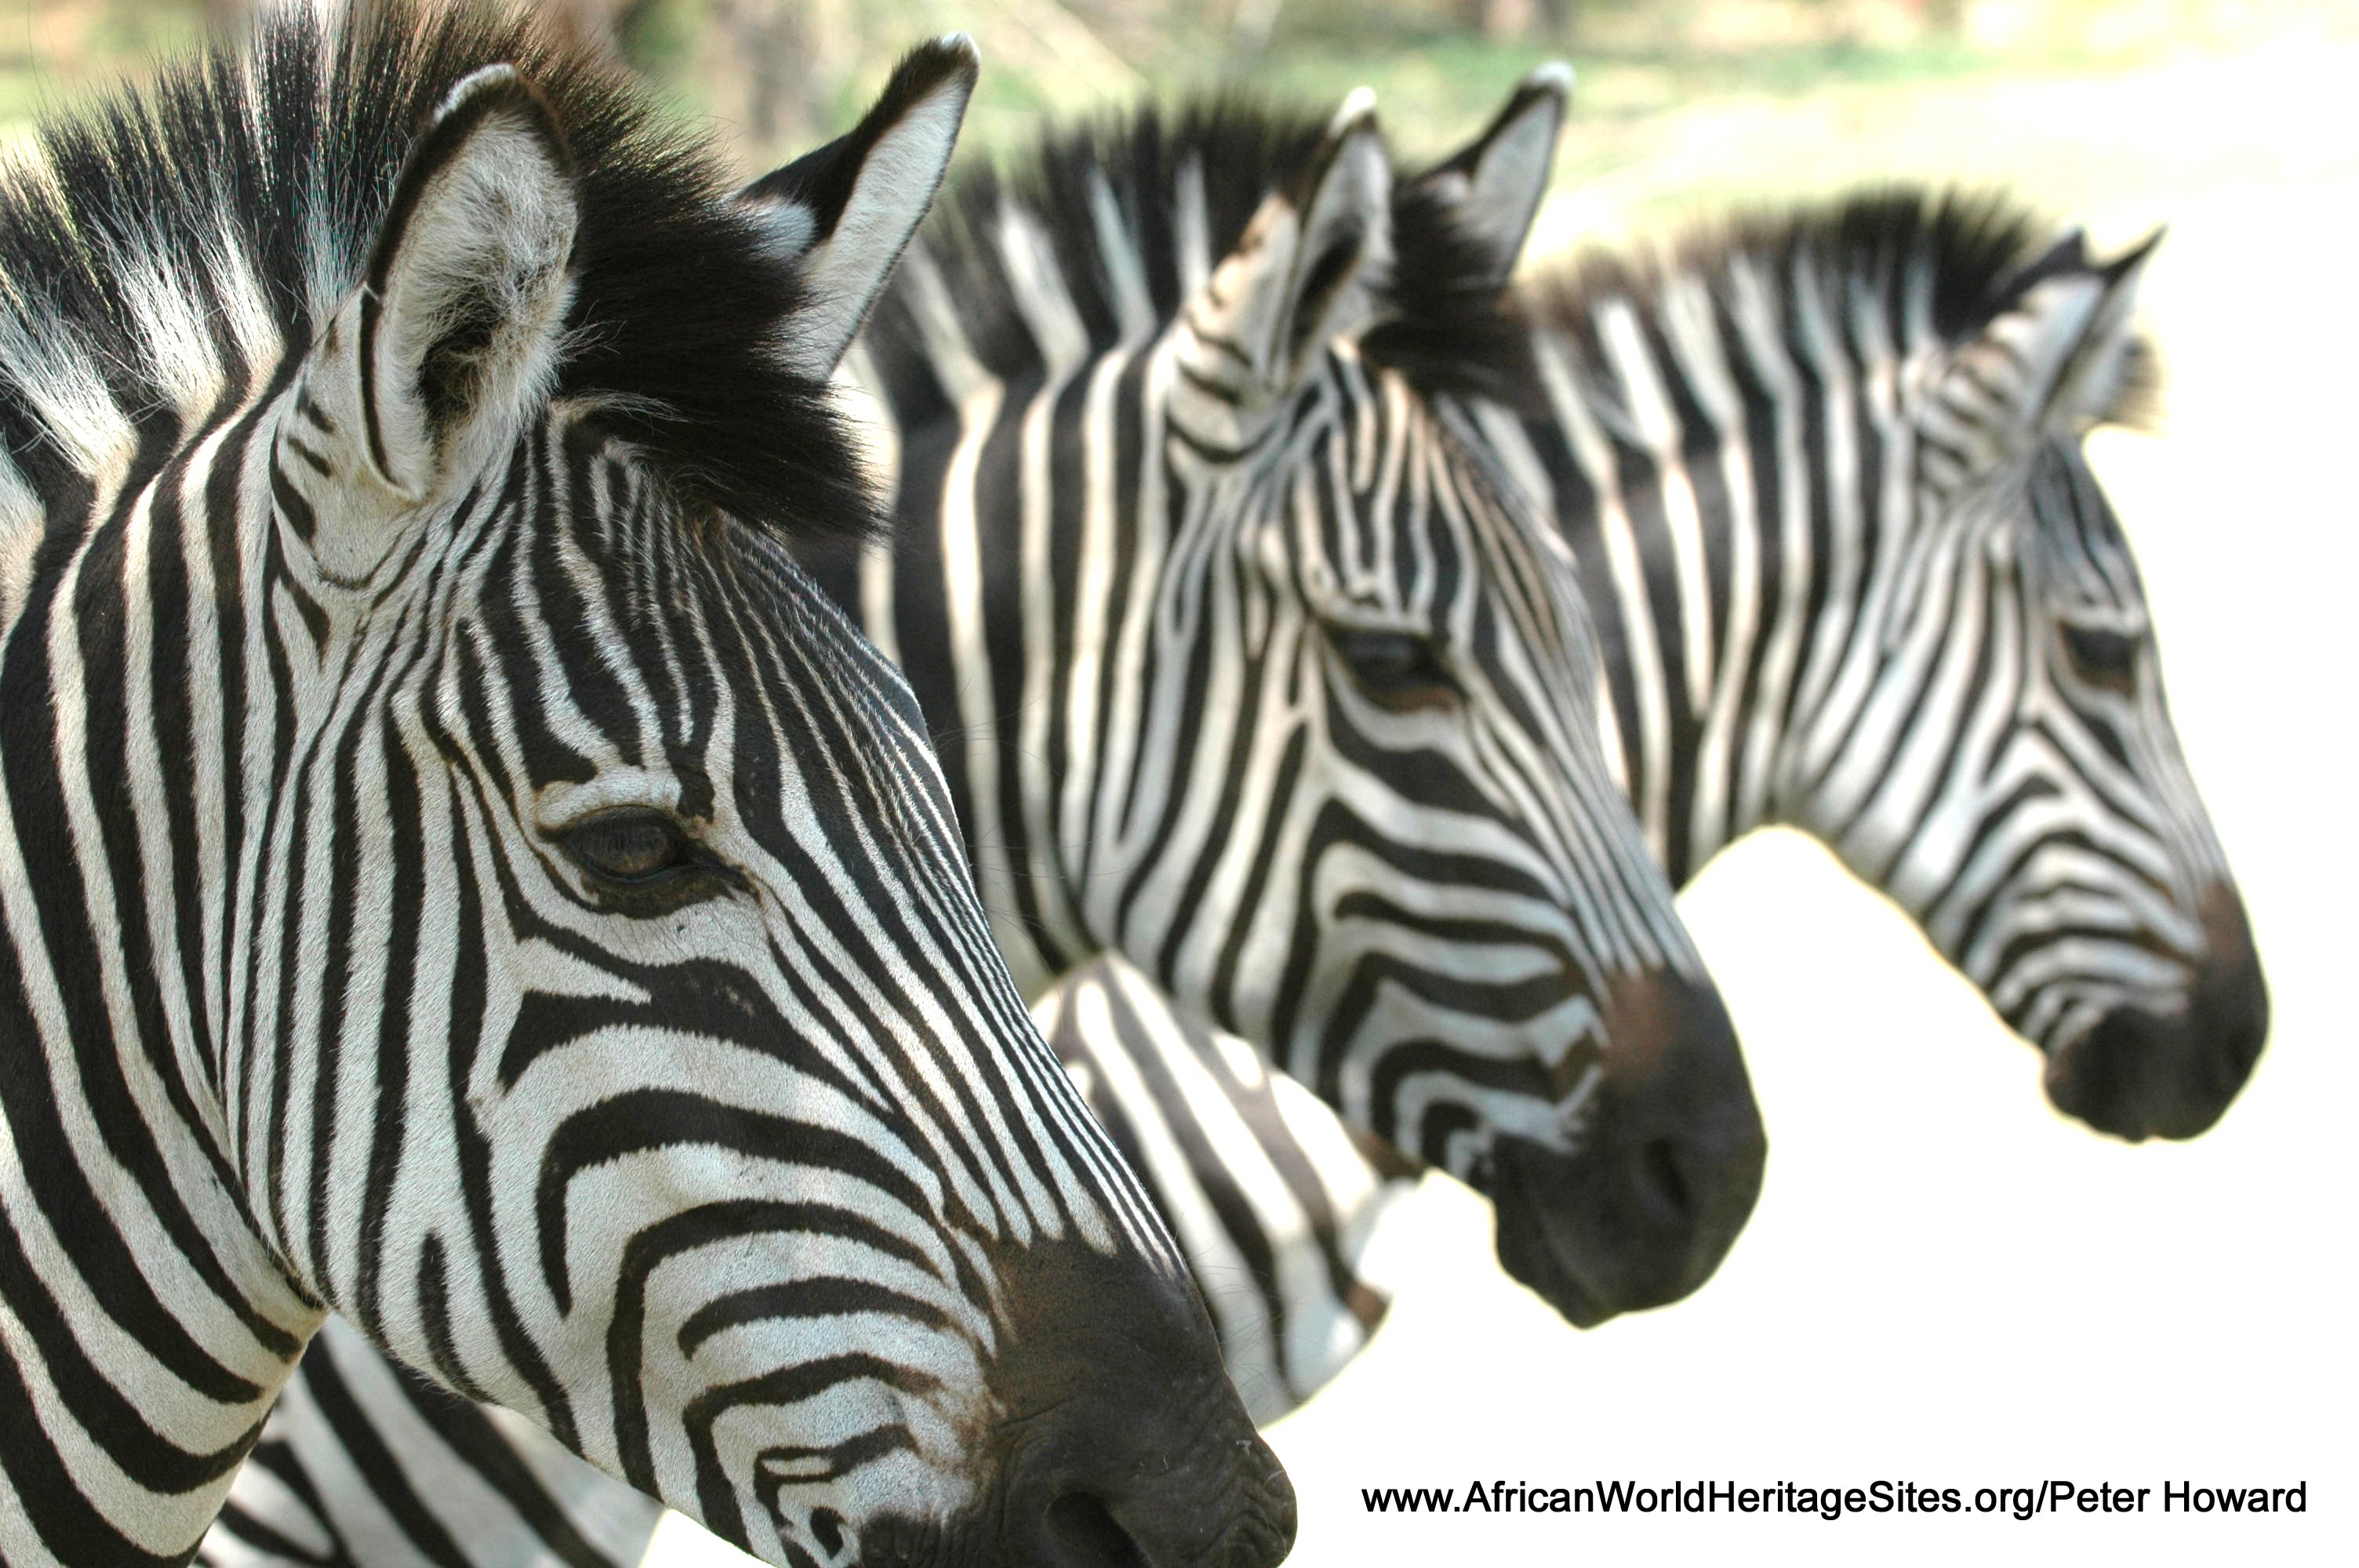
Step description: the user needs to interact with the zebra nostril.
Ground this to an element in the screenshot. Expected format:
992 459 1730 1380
1042 1492 1150 1568
1635 1134 1693 1225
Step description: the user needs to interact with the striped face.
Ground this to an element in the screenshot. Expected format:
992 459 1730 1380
849 99 1758 1324
1383 76 2263 1142
1787 245 2264 1140
0 27 1293 1568
234 61 1283 1568
252 415 1176 1555
1159 336 1698 1163
1085 110 1763 1322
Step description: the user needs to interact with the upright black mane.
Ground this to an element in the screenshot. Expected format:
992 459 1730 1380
0 0 872 539
1503 186 2159 424
864 96 1327 401
860 95 1524 414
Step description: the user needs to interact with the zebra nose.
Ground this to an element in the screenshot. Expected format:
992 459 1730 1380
2044 882 2267 1141
987 1238 1297 1568
1488 971 1765 1326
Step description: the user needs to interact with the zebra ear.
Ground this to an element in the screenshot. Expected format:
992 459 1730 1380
1404 60 1569 292
740 34 979 379
1187 89 1394 401
1932 227 2161 469
288 67 577 582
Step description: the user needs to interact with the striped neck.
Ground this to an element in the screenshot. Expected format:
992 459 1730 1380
1490 287 1947 887
827 308 1227 999
0 389 326 1560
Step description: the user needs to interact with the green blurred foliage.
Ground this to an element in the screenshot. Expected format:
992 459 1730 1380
0 0 2347 205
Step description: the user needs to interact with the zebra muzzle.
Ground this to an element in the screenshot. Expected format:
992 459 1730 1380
972 1236 1299 1568
1485 971 1767 1325
2042 881 2268 1141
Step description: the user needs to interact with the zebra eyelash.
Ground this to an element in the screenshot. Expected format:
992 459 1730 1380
1324 623 1462 712
2055 621 2141 694
551 810 739 913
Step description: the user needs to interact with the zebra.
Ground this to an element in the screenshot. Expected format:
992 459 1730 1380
1422 88 2266 1138
0 6 1298 1566
823 85 1767 1327
202 957 1406 1568
203 72 2281 1563
201 81 1777 1565
1010 78 2276 1414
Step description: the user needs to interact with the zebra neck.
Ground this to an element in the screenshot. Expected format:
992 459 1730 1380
0 461 322 1560
1496 318 1931 890
823 334 1169 999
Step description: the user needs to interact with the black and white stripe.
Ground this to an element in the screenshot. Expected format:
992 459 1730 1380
0 9 1293 1568
204 84 1775 1565
205 89 2273 1567
823 91 1764 1321
994 123 2272 1415
1487 191 2263 1135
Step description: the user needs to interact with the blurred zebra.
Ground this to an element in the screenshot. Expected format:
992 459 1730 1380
0 7 1295 1567
1035 74 2272 1414
825 85 1763 1325
1421 100 2266 1138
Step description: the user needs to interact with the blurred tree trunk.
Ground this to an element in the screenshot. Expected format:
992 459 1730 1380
1460 0 1572 39
703 0 860 154
712 0 803 149
1230 0 1285 59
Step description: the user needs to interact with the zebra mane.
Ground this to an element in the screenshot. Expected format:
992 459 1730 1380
1504 185 2162 429
866 97 1329 397
0 0 875 541
861 95 1519 410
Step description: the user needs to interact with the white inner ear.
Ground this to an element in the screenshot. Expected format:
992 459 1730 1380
2043 263 2148 428
1185 129 1393 402
1286 129 1394 347
1452 102 1559 280
760 201 820 264
1927 273 2098 463
282 76 577 591
1988 275 2114 435
368 111 576 499
777 83 971 380
1201 197 1304 384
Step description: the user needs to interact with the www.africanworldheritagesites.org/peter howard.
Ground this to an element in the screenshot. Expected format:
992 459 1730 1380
1360 1478 2310 1521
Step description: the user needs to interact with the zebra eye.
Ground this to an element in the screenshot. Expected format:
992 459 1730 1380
559 812 696 884
1329 627 1459 713
2058 622 2139 694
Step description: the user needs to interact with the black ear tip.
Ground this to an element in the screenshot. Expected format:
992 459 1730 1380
2113 223 2168 274
900 32 983 95
430 64 573 178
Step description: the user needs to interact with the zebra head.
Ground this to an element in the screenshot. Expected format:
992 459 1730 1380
1850 229 2266 1140
992 94 1766 1325
1400 76 2262 1145
0 13 1289 1567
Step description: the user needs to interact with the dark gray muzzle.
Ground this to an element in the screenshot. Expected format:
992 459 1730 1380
2044 882 2268 1141
1484 971 1767 1326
